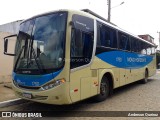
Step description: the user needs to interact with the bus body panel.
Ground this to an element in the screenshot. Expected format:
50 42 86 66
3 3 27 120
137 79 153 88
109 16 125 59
91 53 156 89
70 66 98 102
12 81 72 105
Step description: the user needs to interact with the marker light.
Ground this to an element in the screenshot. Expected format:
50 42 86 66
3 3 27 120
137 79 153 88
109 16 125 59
40 79 65 90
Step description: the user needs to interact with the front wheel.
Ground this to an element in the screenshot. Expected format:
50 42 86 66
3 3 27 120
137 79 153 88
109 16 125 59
94 77 109 102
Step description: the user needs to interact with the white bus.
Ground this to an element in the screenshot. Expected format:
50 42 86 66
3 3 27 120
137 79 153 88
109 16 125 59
4 9 156 104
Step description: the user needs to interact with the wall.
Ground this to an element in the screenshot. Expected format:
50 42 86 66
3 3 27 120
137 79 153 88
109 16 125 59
138 35 154 43
0 20 22 83
0 32 16 83
0 20 22 34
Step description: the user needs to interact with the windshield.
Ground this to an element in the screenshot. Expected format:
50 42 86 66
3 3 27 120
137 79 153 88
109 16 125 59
14 12 67 74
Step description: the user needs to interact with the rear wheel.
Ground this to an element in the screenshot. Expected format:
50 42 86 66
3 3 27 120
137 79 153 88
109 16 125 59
94 77 109 102
141 70 148 84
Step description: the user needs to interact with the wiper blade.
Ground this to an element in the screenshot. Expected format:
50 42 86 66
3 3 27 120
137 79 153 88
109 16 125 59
14 45 25 70
31 47 46 74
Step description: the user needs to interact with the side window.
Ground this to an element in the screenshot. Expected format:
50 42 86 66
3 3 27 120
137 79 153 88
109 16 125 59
70 29 93 68
141 42 147 54
146 45 152 55
139 41 142 53
137 40 141 52
126 36 131 51
97 22 117 48
71 14 94 69
151 47 156 55
99 26 110 47
130 37 135 52
131 37 141 53
135 39 140 52
71 29 84 57
118 32 130 51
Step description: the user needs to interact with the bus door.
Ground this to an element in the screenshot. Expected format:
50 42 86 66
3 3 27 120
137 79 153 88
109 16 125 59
69 14 96 102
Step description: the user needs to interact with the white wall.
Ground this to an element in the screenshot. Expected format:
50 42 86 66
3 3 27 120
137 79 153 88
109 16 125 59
0 32 16 77
0 20 22 34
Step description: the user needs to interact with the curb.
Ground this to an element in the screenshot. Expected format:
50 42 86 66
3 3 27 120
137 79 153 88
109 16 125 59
0 98 28 108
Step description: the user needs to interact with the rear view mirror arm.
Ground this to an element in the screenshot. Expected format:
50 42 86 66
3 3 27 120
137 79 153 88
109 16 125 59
4 34 17 56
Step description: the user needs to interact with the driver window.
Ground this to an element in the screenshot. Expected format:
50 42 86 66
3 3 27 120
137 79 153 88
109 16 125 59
70 29 93 69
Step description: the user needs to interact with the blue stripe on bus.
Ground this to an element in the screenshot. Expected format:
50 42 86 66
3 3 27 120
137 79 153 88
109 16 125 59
12 69 62 87
96 51 153 69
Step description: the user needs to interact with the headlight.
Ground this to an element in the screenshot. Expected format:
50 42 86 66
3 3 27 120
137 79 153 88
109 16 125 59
40 79 65 91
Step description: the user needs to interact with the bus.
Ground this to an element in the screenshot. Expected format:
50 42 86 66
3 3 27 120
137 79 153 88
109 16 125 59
4 9 157 105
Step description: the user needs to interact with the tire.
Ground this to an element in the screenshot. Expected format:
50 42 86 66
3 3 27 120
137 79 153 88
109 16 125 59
141 70 148 84
94 77 109 102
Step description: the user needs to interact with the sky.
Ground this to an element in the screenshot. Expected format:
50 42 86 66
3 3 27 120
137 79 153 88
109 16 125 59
1 0 160 47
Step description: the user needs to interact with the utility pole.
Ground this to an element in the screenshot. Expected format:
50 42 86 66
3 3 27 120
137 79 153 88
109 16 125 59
107 1 124 23
107 0 111 23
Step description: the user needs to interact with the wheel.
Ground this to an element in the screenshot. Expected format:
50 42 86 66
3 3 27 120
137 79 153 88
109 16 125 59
94 77 109 102
141 70 148 84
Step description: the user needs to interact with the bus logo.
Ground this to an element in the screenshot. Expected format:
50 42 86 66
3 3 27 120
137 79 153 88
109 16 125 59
2 112 11 117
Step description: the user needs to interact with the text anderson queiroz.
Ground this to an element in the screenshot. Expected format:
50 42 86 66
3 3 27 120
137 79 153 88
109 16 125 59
128 112 159 117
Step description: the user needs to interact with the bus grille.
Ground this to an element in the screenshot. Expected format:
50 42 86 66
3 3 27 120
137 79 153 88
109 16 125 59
17 84 40 90
16 92 48 100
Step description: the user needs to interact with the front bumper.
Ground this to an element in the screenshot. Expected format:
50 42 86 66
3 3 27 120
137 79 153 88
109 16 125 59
12 81 72 105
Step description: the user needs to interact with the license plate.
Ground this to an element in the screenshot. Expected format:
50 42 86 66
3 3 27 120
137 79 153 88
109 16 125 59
22 93 32 99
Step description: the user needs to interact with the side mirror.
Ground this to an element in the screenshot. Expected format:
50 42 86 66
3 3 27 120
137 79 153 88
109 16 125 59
4 39 8 53
4 34 17 56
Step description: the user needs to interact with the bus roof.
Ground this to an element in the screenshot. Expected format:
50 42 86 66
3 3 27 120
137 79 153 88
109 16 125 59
21 9 156 47
79 9 156 47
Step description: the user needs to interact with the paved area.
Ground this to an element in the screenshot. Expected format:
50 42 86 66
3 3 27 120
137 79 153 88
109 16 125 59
0 72 159 120
0 83 17 102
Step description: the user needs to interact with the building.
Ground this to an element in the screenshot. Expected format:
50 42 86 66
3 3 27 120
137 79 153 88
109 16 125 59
0 20 22 34
0 20 22 82
138 34 154 44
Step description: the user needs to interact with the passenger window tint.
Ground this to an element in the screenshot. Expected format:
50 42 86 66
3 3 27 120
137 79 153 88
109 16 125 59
131 37 142 53
71 29 93 68
97 22 117 48
118 32 130 51
151 47 156 55
131 37 155 55
147 48 151 55
71 29 84 57
141 49 146 54
146 46 152 55
131 37 135 52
